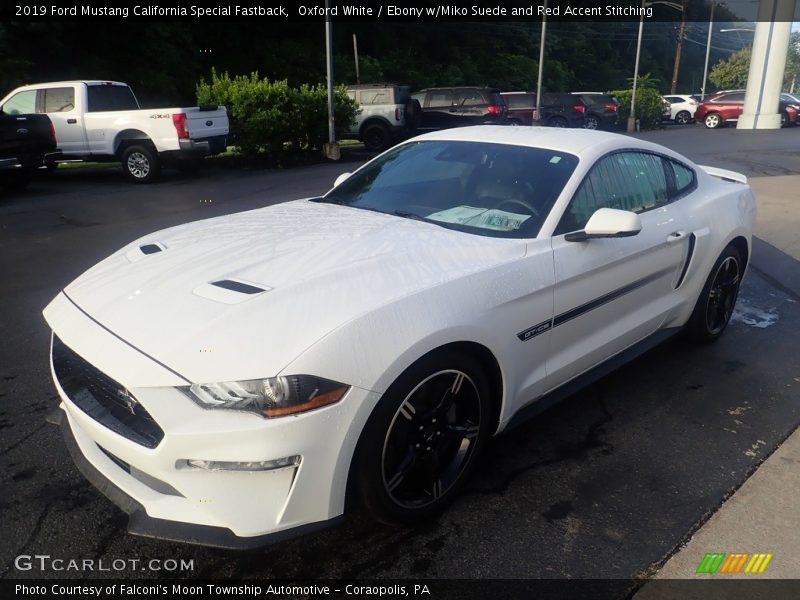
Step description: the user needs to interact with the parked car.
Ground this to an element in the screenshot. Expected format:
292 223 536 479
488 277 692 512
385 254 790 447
695 90 798 129
570 93 620 130
45 126 755 547
0 81 229 182
663 94 699 125
780 93 800 110
0 110 57 191
412 87 508 131
501 92 586 128
344 84 418 152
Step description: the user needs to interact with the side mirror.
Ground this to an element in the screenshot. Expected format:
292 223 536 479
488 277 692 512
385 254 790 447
333 172 352 188
565 208 642 242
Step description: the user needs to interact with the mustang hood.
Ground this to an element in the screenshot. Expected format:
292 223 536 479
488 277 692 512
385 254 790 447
57 200 525 384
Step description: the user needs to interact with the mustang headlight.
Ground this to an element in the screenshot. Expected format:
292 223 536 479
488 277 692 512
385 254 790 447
182 375 349 418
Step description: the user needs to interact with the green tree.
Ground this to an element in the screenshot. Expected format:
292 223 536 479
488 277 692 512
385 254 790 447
709 47 751 90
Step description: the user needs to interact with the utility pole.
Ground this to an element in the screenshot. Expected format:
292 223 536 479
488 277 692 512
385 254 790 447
670 0 688 94
324 0 339 159
353 34 360 84
534 0 547 124
701 2 719 100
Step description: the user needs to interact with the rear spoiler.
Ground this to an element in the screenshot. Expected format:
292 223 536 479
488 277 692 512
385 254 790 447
698 165 747 184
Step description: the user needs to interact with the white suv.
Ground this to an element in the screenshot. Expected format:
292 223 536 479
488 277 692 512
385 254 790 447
662 94 699 125
344 84 418 152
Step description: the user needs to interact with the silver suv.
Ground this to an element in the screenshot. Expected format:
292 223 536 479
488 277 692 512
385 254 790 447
344 84 419 152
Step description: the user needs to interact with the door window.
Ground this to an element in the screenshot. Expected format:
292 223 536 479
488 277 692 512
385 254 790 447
556 152 669 234
1 90 36 115
43 87 75 113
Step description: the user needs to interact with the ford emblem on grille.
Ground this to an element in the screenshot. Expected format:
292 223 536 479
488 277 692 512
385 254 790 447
116 387 139 415
205 120 213 126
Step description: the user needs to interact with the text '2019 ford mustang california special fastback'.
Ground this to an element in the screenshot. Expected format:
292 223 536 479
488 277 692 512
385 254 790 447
43 126 756 548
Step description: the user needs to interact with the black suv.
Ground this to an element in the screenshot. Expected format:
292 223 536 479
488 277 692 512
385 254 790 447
412 87 508 131
570 93 620 130
501 92 586 128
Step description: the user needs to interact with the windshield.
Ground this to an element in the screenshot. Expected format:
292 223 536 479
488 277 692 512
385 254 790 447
320 140 578 239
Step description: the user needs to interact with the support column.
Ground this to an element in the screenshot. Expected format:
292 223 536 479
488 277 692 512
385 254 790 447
737 0 794 130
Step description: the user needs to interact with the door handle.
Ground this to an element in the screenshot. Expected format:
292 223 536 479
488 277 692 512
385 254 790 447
666 230 688 244
67 119 77 124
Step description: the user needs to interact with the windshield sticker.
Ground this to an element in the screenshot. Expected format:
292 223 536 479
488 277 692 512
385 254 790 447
550 156 562 164
427 206 531 231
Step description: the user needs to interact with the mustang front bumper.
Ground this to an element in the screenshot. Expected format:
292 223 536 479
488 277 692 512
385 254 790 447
44 292 378 548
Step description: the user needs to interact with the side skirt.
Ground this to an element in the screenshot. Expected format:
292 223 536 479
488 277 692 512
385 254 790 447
504 327 681 433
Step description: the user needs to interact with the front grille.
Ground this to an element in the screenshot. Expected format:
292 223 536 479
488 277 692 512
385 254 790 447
52 335 164 449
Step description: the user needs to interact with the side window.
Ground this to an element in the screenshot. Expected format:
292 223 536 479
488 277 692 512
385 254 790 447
669 160 696 198
427 91 453 108
555 152 669 234
456 90 485 107
1 90 37 115
43 87 75 113
359 90 389 105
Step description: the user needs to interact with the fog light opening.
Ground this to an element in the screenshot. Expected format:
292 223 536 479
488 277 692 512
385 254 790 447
176 455 301 472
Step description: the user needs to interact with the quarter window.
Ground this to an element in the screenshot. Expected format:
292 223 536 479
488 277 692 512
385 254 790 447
556 152 669 234
427 92 453 108
669 160 696 197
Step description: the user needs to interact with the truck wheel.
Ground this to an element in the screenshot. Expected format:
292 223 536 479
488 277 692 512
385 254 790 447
122 145 160 183
362 123 391 152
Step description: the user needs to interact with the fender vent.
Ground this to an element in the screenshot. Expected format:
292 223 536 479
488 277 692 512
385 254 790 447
139 244 162 255
211 280 265 294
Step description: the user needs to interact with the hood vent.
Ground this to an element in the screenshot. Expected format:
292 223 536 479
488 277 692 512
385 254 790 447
211 280 266 295
139 244 162 255
193 279 273 305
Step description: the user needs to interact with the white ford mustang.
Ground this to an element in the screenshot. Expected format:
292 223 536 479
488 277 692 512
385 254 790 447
44 126 756 548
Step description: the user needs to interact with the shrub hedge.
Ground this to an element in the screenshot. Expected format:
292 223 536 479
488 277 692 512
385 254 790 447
609 87 665 130
196 69 359 159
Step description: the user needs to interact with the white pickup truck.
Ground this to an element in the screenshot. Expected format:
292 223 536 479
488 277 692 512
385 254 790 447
0 81 229 183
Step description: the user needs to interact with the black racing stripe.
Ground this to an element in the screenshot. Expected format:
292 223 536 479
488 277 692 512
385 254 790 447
61 291 192 385
553 267 674 329
674 233 696 290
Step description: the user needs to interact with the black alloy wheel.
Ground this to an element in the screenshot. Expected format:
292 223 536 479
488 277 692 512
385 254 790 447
686 245 742 342
354 352 492 524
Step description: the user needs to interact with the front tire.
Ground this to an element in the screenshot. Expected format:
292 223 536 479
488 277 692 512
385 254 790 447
685 245 743 343
354 351 493 525
121 144 160 183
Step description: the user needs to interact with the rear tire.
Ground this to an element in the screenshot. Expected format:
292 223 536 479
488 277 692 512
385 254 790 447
121 144 160 183
362 123 391 152
548 116 568 128
675 110 691 125
354 351 493 525
685 245 743 343
584 114 600 130
703 113 723 129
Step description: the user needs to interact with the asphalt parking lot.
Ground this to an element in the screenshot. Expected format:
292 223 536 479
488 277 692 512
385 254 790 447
1 126 799 593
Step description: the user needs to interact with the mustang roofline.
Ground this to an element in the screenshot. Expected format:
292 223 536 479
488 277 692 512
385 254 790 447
407 125 679 159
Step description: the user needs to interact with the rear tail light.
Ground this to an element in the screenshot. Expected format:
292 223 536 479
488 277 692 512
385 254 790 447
395 107 401 121
487 104 503 115
171 113 189 139
688 99 699 105
606 103 618 112
574 104 586 114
